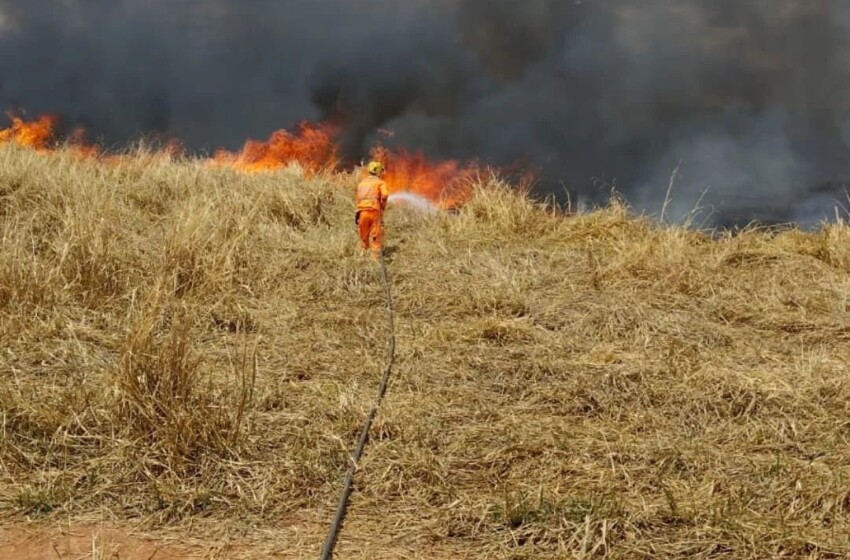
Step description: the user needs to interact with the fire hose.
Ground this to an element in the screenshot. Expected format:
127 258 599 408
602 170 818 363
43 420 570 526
319 248 396 560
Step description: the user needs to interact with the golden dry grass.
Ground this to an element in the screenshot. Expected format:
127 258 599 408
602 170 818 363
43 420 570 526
1 144 849 559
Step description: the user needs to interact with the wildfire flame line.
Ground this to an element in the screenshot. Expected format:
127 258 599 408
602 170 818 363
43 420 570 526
212 122 339 174
1 112 483 209
0 112 59 150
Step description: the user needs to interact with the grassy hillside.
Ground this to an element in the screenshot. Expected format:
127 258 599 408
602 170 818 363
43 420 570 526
1 144 850 559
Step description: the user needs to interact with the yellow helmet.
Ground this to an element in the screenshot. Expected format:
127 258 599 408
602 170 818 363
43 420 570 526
366 160 385 176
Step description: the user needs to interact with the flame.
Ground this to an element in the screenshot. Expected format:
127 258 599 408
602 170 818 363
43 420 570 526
2 110 495 209
0 113 59 150
67 127 103 159
212 121 339 173
0 113 105 159
370 146 480 209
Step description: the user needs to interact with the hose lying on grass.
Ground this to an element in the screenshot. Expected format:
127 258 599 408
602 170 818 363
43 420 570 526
319 249 397 560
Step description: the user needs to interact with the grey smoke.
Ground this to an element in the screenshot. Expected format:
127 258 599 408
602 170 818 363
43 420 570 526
1 0 849 225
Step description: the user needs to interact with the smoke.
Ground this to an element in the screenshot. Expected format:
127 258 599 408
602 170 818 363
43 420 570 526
1 0 849 225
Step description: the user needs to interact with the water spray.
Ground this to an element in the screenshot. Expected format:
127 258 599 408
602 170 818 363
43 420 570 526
387 192 440 215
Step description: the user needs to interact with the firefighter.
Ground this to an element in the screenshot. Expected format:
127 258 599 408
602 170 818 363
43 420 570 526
355 160 390 260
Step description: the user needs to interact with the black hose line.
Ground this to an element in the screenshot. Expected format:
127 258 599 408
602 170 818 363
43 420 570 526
319 249 396 560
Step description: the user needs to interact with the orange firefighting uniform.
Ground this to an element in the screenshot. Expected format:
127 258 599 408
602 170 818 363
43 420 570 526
355 175 390 258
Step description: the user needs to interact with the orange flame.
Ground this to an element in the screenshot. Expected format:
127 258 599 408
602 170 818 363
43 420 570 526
212 121 339 174
371 146 481 209
2 110 495 209
0 113 59 150
67 127 103 159
0 113 104 158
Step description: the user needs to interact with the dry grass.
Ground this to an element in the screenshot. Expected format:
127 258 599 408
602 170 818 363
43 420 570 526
1 144 849 558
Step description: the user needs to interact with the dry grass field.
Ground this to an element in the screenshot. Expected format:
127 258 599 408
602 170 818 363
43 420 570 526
1 144 850 558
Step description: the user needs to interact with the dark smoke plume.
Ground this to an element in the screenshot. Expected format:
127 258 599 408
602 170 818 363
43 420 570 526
1 0 849 224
